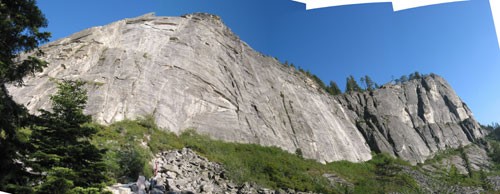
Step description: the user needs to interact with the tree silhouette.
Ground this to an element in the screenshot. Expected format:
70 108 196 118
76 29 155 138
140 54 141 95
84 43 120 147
345 75 362 93
0 0 50 190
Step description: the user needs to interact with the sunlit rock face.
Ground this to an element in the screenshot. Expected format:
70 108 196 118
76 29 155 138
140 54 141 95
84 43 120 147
336 74 484 163
8 13 483 164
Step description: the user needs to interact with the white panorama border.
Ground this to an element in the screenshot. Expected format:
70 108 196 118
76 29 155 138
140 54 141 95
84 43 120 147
292 0 467 11
490 0 500 49
293 0 500 48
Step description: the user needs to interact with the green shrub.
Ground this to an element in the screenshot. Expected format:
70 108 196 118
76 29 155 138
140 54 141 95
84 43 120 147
37 167 76 194
117 144 151 180
178 131 333 192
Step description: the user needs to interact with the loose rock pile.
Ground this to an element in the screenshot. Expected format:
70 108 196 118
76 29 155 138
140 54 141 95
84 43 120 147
152 148 314 194
108 148 316 194
153 148 230 193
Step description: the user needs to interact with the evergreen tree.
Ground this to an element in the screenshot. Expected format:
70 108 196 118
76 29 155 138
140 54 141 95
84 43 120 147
409 71 422 80
0 0 50 85
310 74 327 92
29 80 107 188
326 81 342 95
399 75 409 83
360 75 376 91
0 0 50 190
345 75 362 93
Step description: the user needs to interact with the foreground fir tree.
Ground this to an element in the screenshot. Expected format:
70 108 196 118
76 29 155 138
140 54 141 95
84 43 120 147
29 80 108 191
0 0 51 190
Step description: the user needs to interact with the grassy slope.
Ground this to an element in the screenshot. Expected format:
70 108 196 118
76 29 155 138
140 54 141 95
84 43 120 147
91 117 498 193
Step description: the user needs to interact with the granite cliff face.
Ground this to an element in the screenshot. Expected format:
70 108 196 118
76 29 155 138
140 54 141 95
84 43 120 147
7 13 484 164
336 75 484 163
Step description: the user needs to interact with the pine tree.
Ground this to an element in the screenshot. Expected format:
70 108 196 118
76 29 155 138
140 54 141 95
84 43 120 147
0 0 50 85
326 81 342 95
409 71 422 80
0 0 51 190
345 75 362 93
399 75 409 83
362 75 376 91
414 72 421 79
310 74 327 92
30 80 107 188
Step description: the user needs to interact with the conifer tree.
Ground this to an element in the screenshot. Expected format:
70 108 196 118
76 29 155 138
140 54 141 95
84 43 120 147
409 71 422 80
399 75 409 83
326 81 342 95
30 80 107 188
0 0 51 190
361 75 376 91
345 75 362 93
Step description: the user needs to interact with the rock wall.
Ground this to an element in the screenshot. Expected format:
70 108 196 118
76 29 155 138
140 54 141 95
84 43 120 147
7 13 484 164
336 75 485 163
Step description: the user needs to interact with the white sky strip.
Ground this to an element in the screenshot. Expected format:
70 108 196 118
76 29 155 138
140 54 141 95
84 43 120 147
392 0 467 11
293 0 500 50
292 0 390 10
292 0 467 11
490 0 500 49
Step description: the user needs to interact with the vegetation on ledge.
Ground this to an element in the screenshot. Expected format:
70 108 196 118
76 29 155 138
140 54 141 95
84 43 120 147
93 117 423 193
91 118 500 194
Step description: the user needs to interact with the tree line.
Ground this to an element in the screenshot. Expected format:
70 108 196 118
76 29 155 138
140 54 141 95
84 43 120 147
282 61 426 95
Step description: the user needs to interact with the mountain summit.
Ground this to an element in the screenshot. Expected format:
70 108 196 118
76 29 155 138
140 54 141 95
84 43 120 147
8 13 484 164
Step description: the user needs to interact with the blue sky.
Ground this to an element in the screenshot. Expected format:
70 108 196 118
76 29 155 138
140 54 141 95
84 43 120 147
37 0 499 124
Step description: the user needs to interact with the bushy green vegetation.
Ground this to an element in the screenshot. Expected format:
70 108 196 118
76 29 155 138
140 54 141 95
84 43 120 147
95 119 500 193
91 117 183 183
179 130 333 192
328 154 420 193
